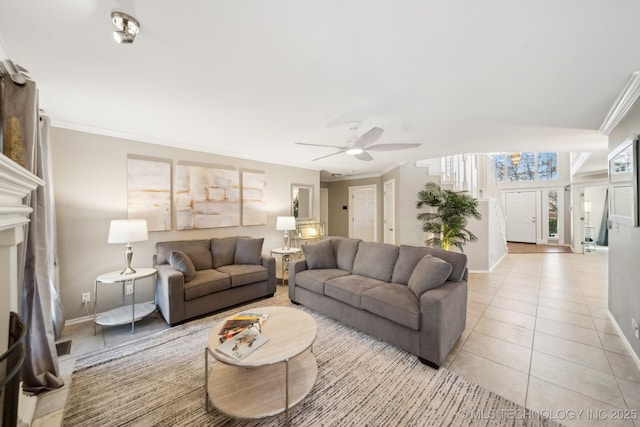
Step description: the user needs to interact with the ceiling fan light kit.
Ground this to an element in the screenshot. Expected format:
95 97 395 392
111 11 140 44
296 121 421 162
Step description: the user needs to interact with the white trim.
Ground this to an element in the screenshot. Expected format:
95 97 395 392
383 179 396 244
607 310 640 373
65 314 95 326
599 71 640 135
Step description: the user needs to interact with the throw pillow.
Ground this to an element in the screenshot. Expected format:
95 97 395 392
302 239 337 270
211 237 239 268
408 255 452 297
169 250 197 282
234 238 264 265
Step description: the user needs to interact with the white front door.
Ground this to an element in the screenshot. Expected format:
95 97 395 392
383 179 395 244
505 191 537 243
349 185 377 241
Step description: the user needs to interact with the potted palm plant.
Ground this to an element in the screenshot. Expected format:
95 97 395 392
416 182 481 251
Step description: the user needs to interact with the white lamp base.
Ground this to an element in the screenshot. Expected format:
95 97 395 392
120 244 137 275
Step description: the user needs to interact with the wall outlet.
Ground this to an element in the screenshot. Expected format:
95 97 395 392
81 292 90 304
633 318 639 340
126 284 134 295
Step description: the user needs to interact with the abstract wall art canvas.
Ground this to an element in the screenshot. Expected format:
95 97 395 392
127 157 172 232
176 163 240 229
242 170 267 226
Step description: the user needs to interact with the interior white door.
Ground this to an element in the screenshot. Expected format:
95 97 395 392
505 191 537 243
349 185 377 241
383 179 395 244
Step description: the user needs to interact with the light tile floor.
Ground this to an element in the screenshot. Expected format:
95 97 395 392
32 249 640 426
445 248 640 427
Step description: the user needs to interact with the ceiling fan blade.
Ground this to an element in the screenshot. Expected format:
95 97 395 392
354 127 384 148
296 142 347 149
312 151 344 161
366 143 421 151
354 151 373 161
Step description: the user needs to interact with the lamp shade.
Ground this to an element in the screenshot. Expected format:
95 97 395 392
108 219 148 243
276 216 296 231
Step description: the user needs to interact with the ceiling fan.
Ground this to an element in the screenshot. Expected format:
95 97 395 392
296 122 421 161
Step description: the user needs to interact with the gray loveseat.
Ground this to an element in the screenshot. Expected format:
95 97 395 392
154 237 276 325
289 237 468 368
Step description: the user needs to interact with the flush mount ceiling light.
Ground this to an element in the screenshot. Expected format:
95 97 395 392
111 11 140 44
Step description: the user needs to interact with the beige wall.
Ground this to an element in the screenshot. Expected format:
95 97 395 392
607 103 640 359
51 128 319 320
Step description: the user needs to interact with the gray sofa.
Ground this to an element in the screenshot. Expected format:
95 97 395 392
289 237 468 368
154 237 276 325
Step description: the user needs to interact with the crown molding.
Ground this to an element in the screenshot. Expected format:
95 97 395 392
599 71 640 136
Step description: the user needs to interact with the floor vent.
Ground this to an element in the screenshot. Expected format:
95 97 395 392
56 340 72 356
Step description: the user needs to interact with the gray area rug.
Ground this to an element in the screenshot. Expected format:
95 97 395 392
63 291 559 427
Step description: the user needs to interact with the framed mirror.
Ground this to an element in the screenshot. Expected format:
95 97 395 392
292 184 313 220
608 137 639 226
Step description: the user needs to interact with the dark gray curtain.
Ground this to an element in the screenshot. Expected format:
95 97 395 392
2 75 64 393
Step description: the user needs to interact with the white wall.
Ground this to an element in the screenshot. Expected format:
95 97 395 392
397 162 439 247
607 99 640 360
454 199 507 272
51 128 319 321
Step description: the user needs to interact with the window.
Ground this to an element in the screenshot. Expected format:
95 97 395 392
493 152 558 182
537 152 558 180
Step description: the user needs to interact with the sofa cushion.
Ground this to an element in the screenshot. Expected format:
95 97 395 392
325 274 387 308
328 237 361 272
169 250 196 282
184 269 231 301
217 264 268 287
362 283 420 330
392 245 468 283
302 239 337 269
408 255 452 297
211 237 239 268
295 269 350 295
234 238 264 265
352 242 399 282
156 240 213 271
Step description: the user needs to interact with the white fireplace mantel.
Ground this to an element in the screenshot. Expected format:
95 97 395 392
0 154 44 231
0 153 44 354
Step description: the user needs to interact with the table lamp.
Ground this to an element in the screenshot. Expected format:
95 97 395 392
108 219 148 275
276 216 296 250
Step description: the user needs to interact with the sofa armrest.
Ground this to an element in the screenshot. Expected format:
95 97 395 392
419 280 467 366
261 256 277 294
155 264 186 325
288 259 308 301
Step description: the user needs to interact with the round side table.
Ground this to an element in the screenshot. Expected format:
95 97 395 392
93 267 157 334
270 247 301 285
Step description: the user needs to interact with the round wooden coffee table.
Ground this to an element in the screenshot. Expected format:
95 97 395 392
205 306 318 420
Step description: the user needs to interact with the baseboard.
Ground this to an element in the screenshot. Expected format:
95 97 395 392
17 382 37 427
469 250 509 274
607 310 640 373
65 315 94 326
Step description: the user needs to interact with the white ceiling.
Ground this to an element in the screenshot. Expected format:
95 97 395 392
1 1 637 178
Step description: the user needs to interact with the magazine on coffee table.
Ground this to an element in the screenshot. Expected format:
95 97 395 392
219 312 270 342
216 326 269 360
